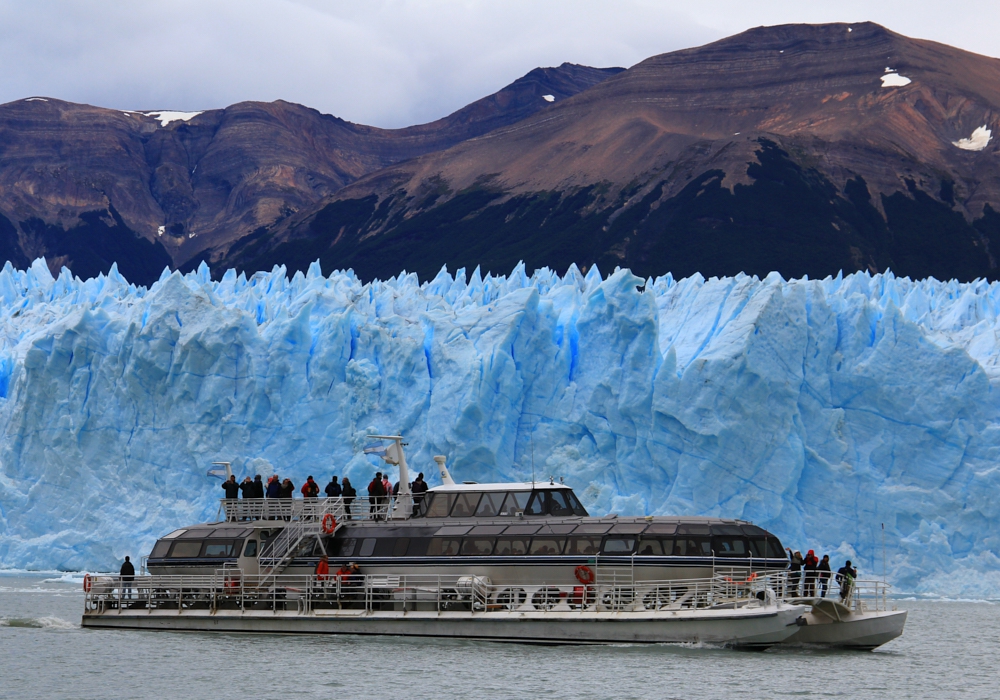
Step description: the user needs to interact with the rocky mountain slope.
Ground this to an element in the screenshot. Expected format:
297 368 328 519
0 64 622 284
232 22 1000 283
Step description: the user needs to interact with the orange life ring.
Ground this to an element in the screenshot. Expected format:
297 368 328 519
321 513 337 534
83 574 92 593
574 565 595 585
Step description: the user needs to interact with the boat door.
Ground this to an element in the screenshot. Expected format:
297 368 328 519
238 529 263 575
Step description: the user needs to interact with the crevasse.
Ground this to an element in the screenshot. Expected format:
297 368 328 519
1 258 999 597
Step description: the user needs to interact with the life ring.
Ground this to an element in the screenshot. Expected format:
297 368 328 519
321 513 337 534
83 574 92 593
574 565 595 585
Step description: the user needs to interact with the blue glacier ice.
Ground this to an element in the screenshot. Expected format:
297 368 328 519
1 258 999 597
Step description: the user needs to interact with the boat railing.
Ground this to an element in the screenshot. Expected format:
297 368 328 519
82 569 795 616
219 497 399 523
768 570 894 612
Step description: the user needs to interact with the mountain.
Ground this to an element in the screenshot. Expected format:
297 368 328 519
0 63 623 284
230 22 1000 283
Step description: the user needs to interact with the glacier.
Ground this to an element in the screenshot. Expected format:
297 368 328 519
1 258 999 597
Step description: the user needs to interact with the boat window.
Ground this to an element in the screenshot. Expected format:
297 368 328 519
711 536 748 557
358 538 376 557
406 539 430 556
210 528 252 538
602 537 635 554
150 540 171 558
564 490 589 516
169 541 202 558
524 492 547 516
494 537 529 555
460 538 495 555
610 523 647 535
392 538 410 557
469 525 507 536
203 540 237 557
475 492 506 517
162 529 186 539
645 523 678 535
450 493 481 517
677 523 711 535
502 492 531 516
503 524 540 536
636 539 663 555
335 538 357 557
180 529 209 538
748 538 767 557
243 540 258 557
536 524 577 535
547 491 575 516
374 539 398 557
573 523 612 535
565 537 601 555
528 538 564 555
741 524 769 537
670 538 712 556
766 537 785 558
426 538 461 556
424 493 457 518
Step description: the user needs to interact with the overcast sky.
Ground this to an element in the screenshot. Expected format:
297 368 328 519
2 0 997 128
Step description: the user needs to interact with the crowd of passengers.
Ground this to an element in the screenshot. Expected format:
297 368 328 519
221 471 429 519
784 548 859 603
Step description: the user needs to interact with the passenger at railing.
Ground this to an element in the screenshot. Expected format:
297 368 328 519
251 474 264 499
368 473 386 520
315 555 330 587
817 554 832 597
341 478 356 519
324 476 341 498
836 560 857 603
120 556 135 601
411 473 428 515
302 475 320 499
279 478 295 499
266 475 281 499
240 476 254 498
803 549 819 597
786 548 803 597
222 475 240 500
382 473 392 508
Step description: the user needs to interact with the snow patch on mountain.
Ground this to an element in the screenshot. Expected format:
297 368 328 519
0 259 999 597
952 126 992 151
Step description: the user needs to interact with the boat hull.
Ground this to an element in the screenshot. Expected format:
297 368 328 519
81 605 806 648
782 608 907 649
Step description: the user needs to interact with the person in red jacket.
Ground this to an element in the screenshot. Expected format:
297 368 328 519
301 475 320 498
315 555 330 581
803 549 819 597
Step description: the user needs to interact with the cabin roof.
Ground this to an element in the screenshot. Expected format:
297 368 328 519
428 482 573 492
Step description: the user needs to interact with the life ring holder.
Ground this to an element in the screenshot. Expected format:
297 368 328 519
321 513 338 534
83 573 92 593
724 572 758 586
574 565 595 585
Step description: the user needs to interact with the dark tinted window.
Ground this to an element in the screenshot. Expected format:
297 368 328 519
203 540 237 557
528 538 564 555
406 538 430 556
460 538 494 555
494 537 529 555
566 537 601 555
424 493 456 518
670 538 711 556
712 537 748 557
426 538 461 556
748 538 767 557
564 490 589 516
450 493 481 517
677 524 711 535
475 492 505 517
524 492 547 516
334 538 357 557
766 537 785 558
636 539 663 555
504 492 531 515
169 541 202 558
392 538 410 557
150 540 171 558
547 491 575 516
243 540 258 557
374 539 397 557
359 538 376 557
602 537 635 554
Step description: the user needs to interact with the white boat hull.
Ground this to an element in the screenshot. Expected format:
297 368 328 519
782 605 907 649
82 604 806 647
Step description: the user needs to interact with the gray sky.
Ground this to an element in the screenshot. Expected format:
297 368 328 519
2 0 997 128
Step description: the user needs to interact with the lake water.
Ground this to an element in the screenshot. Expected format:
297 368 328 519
1 573 995 699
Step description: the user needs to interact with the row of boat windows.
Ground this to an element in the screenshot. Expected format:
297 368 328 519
150 538 253 559
332 535 786 559
419 490 589 518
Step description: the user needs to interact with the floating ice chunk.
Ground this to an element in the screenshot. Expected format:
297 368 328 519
881 72 912 88
542 95 555 102
141 111 204 127
952 125 992 151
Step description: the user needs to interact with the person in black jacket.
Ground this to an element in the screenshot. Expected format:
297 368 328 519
368 473 386 520
222 475 240 500
817 555 832 597
120 556 135 601
341 478 356 519
325 476 341 498
786 548 803 597
411 473 428 515
239 477 254 498
836 560 858 602
252 474 265 499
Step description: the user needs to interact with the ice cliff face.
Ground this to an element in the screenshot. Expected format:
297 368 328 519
1 258 998 597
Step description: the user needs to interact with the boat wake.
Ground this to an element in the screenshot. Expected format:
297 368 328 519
0 615 76 630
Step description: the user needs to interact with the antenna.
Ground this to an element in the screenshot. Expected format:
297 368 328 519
529 421 536 485
882 522 887 586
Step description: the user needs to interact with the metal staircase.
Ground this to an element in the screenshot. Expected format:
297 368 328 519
257 498 345 587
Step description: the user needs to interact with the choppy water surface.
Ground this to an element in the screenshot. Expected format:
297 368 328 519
1 573 995 699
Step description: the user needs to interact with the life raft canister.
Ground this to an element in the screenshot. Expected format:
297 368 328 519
321 513 337 534
574 565 595 585
83 573 92 593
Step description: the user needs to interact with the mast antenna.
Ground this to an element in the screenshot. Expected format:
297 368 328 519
529 420 536 485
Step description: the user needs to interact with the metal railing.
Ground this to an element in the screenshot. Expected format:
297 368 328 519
83 569 796 617
219 497 400 523
256 499 345 585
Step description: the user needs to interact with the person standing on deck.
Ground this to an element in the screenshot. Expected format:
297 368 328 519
787 549 803 597
382 473 393 510
279 478 295 499
368 473 385 519
266 475 281 499
803 549 819 597
315 555 330 592
302 476 320 499
252 475 265 499
836 560 858 603
222 475 240 500
341 478 356 519
411 473 428 515
120 556 135 601
325 476 341 498
817 555 832 597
